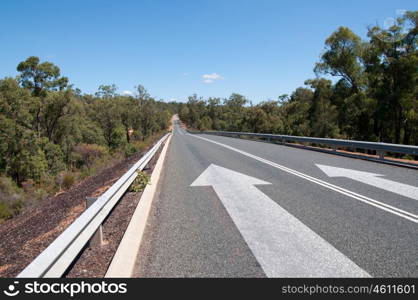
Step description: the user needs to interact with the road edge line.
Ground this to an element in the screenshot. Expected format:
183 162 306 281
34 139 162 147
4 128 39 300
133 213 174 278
105 134 172 278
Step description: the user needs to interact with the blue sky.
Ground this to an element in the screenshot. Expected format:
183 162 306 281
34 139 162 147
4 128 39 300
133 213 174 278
1 0 416 103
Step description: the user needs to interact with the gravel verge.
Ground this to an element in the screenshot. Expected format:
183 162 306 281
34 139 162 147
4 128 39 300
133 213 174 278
65 148 161 278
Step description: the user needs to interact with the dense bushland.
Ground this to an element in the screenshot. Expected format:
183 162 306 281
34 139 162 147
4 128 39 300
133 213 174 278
0 57 176 221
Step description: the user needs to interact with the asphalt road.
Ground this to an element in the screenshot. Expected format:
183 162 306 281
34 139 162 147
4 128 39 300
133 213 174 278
134 121 418 277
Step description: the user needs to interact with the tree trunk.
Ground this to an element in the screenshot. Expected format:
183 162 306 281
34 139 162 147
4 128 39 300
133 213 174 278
126 130 130 143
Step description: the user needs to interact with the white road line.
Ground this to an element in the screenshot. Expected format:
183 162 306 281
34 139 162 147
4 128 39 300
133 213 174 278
106 135 173 277
190 134 418 224
191 164 369 277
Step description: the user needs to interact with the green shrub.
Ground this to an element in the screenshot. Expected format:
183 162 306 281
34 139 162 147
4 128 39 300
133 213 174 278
62 172 76 190
0 176 25 220
34 188 48 201
133 141 146 153
131 130 143 141
0 176 24 202
124 143 137 157
40 138 66 175
69 151 84 169
110 127 126 150
73 144 108 167
129 171 150 192
0 202 12 221
81 121 106 146
10 199 24 214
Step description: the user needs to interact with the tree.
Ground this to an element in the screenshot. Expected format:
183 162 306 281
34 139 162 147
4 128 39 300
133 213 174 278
179 105 190 125
278 94 289 104
0 78 50 184
40 90 74 141
95 84 118 98
135 84 150 106
184 94 205 129
223 93 247 131
306 79 340 138
365 11 418 143
281 88 313 136
139 99 159 138
17 56 68 97
118 96 139 143
257 101 284 133
91 98 123 149
315 27 365 93
244 107 269 132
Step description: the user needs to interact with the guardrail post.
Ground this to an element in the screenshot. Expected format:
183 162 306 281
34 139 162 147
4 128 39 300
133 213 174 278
332 145 337 152
143 163 151 171
85 197 104 247
377 151 385 160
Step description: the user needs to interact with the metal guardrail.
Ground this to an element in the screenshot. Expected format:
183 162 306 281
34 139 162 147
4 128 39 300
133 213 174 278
17 133 171 278
191 130 418 158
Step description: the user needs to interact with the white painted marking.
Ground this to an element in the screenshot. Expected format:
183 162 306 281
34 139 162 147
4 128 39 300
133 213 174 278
190 134 418 224
317 164 418 201
106 135 172 277
191 164 369 277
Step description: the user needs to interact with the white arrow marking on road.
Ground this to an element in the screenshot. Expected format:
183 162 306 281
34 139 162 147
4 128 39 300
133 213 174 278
316 164 418 201
191 164 369 278
190 134 418 223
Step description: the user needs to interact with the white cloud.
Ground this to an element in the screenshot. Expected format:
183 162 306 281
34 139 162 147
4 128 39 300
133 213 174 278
202 73 223 83
122 90 133 96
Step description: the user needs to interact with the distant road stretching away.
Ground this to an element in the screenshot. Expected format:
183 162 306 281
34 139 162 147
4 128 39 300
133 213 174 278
134 120 418 277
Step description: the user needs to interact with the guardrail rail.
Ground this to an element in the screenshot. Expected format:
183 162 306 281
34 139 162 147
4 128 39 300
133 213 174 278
190 130 418 167
17 133 171 278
